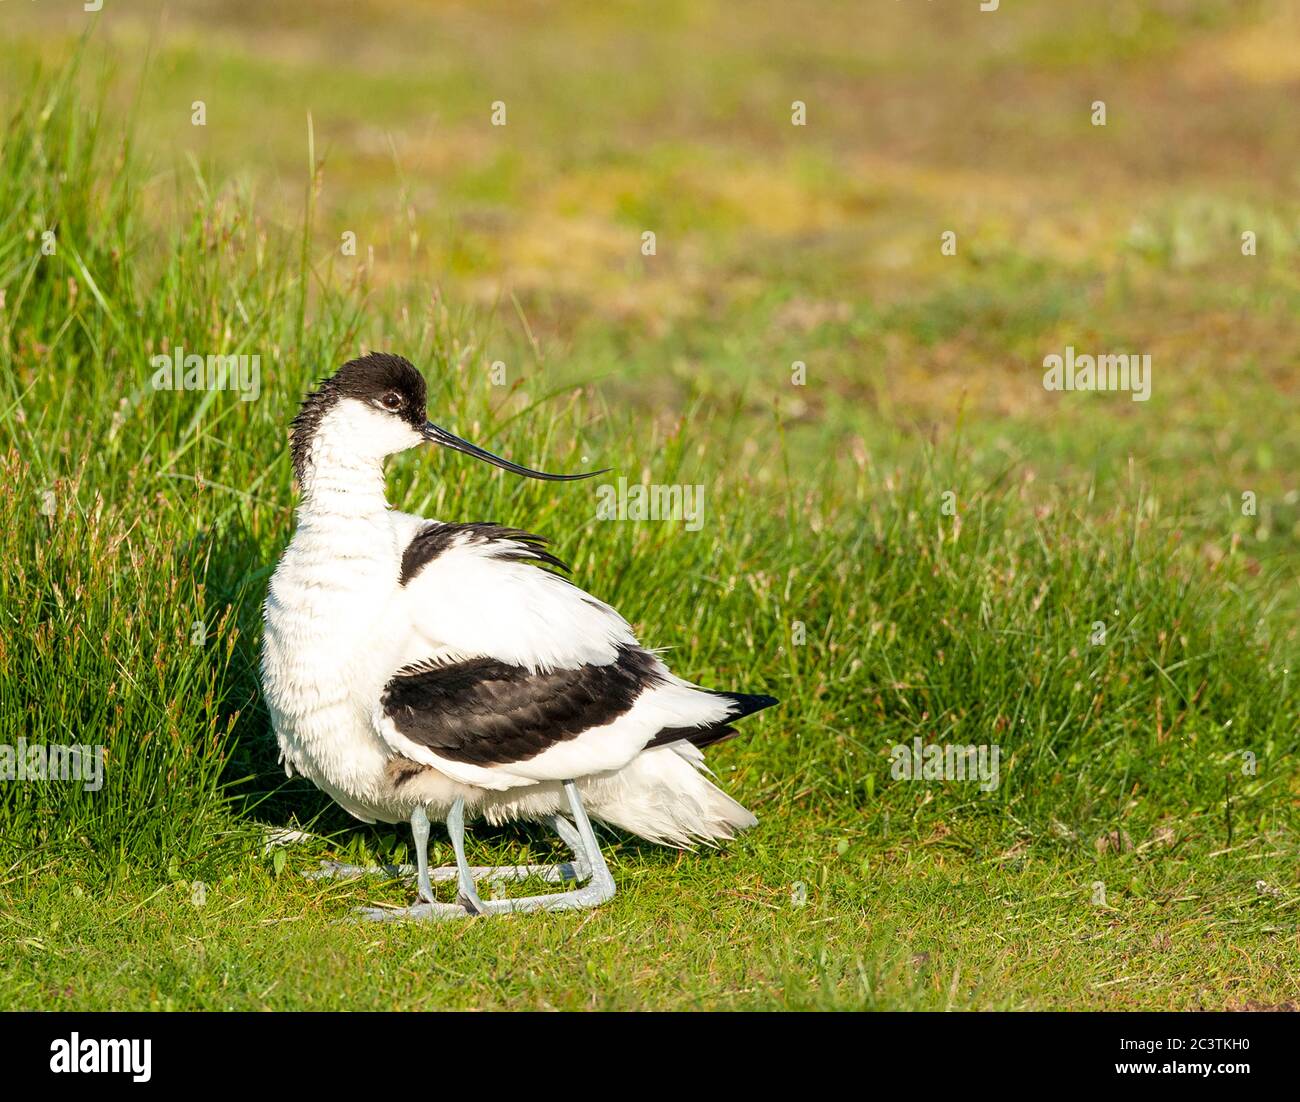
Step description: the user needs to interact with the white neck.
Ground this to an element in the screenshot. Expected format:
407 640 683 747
293 400 414 521
297 444 391 521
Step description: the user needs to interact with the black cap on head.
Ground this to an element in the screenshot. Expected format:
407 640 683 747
329 352 428 418
290 353 427 480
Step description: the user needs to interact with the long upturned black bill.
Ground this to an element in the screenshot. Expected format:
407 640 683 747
422 421 607 481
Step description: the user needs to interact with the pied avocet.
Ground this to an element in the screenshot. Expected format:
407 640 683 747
261 353 776 918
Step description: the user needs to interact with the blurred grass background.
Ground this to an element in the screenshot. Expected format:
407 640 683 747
3 1 1297 529
1 0 1298 1009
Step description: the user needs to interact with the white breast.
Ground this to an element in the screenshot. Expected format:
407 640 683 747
260 468 410 822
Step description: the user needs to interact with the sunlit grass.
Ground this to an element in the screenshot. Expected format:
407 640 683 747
0 7 1297 1010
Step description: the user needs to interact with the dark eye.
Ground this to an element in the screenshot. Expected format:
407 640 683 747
380 392 403 411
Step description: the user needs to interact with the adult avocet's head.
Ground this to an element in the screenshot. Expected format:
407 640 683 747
290 352 600 483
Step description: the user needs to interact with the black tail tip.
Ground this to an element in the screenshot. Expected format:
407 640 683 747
723 691 780 720
645 691 778 752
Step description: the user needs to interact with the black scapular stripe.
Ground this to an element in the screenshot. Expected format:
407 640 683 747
382 645 665 765
399 522 570 586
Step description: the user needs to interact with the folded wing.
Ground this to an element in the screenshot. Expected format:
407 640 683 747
376 521 737 789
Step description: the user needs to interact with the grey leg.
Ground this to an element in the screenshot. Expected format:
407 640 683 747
446 781 616 916
353 805 473 922
412 805 433 902
302 805 450 889
447 797 484 913
303 808 455 894
308 799 599 921
445 799 583 910
308 857 584 886
307 860 578 885
550 814 590 880
306 808 580 889
304 861 416 881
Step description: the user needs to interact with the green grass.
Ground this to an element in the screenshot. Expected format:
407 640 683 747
1 6 1298 1010
7 836 1297 1011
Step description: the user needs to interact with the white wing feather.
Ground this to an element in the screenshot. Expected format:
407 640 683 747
389 514 637 672
373 515 735 790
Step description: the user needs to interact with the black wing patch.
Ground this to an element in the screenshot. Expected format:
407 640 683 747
399 522 570 586
382 644 665 766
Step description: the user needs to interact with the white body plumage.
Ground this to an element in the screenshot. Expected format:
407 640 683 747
260 378 760 847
